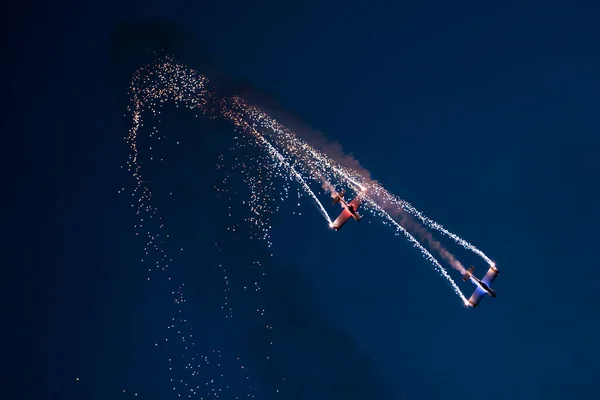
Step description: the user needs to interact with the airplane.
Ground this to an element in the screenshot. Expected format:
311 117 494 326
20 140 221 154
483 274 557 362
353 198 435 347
330 189 363 231
462 264 499 308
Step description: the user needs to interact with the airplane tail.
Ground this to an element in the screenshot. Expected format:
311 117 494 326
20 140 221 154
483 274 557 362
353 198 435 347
463 266 474 282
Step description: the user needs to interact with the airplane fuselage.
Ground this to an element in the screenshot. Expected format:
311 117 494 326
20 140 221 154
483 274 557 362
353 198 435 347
340 199 359 219
470 276 496 298
347 204 357 215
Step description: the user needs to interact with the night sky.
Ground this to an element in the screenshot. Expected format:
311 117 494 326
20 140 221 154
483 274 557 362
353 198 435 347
6 1 600 399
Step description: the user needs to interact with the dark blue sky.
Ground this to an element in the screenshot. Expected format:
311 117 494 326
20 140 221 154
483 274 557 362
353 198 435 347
6 1 600 399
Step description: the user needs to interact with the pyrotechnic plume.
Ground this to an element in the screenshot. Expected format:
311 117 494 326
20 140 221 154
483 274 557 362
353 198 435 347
124 58 258 399
122 55 496 395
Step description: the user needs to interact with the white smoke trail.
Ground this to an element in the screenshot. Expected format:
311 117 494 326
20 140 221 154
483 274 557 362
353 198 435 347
390 199 494 266
365 199 469 305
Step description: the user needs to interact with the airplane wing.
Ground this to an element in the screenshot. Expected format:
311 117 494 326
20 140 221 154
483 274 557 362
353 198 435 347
331 209 352 231
467 287 488 308
482 267 499 287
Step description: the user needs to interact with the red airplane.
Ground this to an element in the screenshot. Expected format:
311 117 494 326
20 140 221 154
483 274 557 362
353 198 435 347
330 189 363 231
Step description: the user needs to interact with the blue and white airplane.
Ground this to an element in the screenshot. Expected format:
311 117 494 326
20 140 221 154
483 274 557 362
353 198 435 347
463 265 499 308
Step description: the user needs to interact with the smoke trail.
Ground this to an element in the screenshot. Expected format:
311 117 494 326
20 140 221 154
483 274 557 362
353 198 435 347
400 200 494 266
365 199 469 304
363 188 467 275
253 107 375 182
397 212 466 275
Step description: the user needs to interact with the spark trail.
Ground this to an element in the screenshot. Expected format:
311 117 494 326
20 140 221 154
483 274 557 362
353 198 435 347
239 106 493 269
226 99 488 292
221 102 332 224
253 132 333 225
124 58 495 400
